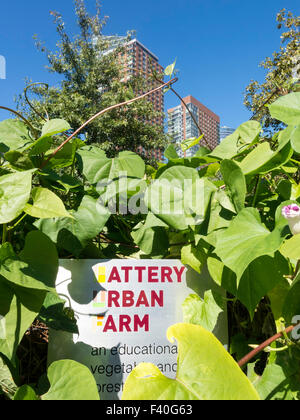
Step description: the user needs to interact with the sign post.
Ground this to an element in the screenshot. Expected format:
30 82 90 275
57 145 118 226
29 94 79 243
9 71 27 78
48 259 228 400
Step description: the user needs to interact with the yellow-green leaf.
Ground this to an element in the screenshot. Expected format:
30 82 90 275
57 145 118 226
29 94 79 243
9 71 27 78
122 324 260 401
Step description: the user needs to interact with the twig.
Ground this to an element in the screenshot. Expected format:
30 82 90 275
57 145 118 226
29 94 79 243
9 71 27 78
40 77 178 170
238 322 300 368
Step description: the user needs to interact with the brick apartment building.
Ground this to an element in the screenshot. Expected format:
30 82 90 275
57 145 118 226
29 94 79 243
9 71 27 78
102 36 165 161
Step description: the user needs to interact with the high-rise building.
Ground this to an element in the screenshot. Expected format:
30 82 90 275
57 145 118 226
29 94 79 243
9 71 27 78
122 39 164 126
220 126 235 142
168 96 220 157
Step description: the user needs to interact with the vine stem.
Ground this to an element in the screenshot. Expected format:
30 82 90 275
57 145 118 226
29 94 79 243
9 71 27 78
40 77 178 170
153 75 212 150
292 260 300 280
251 175 261 207
24 82 50 122
238 322 300 368
7 214 27 232
2 224 7 244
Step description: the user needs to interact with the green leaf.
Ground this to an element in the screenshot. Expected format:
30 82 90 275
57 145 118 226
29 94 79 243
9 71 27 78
278 125 295 150
239 143 273 175
182 292 224 332
199 162 220 178
4 151 35 171
282 274 300 323
0 231 58 292
251 363 296 400
214 208 285 284
24 187 73 219
214 189 236 213
235 120 261 143
35 196 110 256
237 254 289 319
38 292 78 334
77 146 111 184
111 151 145 179
181 136 204 152
146 167 215 230
0 120 33 153
131 213 168 256
268 92 300 126
291 125 300 153
239 143 292 176
164 59 177 77
271 345 300 400
181 244 207 274
207 253 289 318
209 132 241 160
0 279 47 363
210 121 260 160
41 119 71 139
277 180 292 201
0 170 33 224
44 139 82 169
164 144 179 160
280 235 300 260
19 231 59 290
42 360 100 400
14 385 38 400
268 279 291 321
220 160 246 213
40 171 82 193
0 357 17 399
122 324 260 400
27 136 53 156
77 148 145 184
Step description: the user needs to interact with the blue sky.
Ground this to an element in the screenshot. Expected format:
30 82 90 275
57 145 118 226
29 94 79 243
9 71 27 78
0 0 299 128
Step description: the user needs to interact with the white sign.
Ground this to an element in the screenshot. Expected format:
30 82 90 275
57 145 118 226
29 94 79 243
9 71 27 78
48 260 228 400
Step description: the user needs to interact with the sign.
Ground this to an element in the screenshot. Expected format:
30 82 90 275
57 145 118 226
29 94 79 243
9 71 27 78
48 260 228 400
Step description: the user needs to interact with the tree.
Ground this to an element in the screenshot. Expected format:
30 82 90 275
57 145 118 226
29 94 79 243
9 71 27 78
244 9 300 134
16 0 167 162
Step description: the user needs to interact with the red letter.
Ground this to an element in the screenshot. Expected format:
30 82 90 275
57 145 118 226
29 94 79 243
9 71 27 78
120 315 132 332
173 266 186 283
103 315 117 332
161 267 173 283
151 291 164 307
108 291 120 307
136 291 150 308
135 266 146 283
134 315 149 332
148 267 159 283
123 291 135 307
108 267 121 283
121 267 133 283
